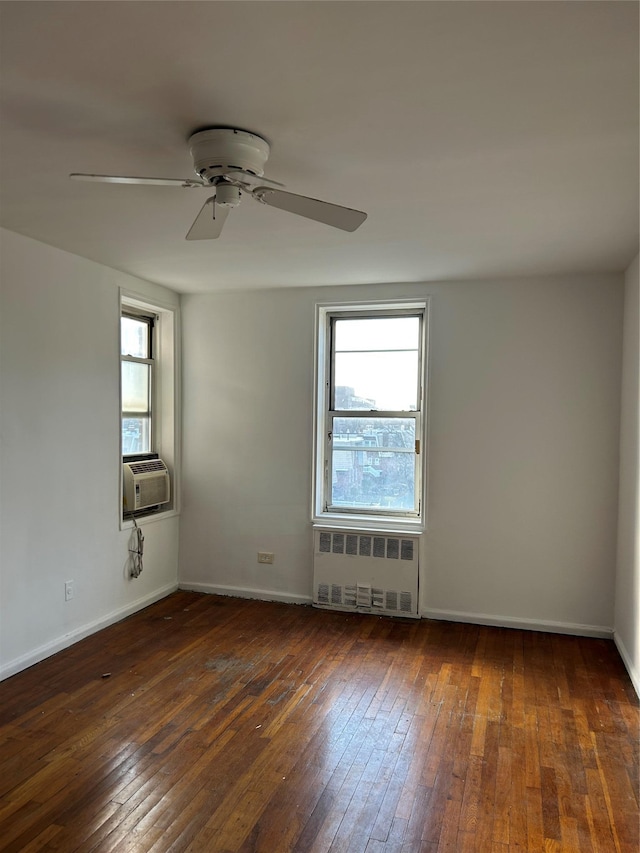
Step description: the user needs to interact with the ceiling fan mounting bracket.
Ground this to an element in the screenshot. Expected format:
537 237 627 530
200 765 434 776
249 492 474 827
188 128 270 185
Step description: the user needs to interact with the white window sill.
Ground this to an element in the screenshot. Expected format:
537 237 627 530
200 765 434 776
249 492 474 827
120 507 179 531
313 514 424 535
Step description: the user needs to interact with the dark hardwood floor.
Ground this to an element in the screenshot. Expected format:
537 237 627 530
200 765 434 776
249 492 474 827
0 592 637 852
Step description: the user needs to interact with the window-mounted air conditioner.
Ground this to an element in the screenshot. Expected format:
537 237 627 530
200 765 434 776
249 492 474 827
123 458 170 512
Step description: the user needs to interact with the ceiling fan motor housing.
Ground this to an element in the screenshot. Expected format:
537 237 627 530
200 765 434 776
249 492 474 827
189 128 270 184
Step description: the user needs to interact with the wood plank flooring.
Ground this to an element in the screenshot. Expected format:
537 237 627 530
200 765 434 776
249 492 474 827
0 592 637 852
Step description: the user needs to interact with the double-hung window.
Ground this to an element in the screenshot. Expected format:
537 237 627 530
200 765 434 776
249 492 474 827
315 302 428 523
119 293 178 525
121 310 154 455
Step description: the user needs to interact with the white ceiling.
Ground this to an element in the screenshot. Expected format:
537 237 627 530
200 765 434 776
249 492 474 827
0 1 637 294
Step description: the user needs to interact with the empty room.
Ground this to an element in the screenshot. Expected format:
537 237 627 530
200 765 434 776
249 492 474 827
0 2 638 851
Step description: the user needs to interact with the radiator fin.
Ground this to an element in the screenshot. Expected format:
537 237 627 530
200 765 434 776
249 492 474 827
319 532 331 553
317 583 329 605
373 536 386 558
401 539 414 561
400 591 413 612
357 584 372 608
387 538 399 559
359 536 372 557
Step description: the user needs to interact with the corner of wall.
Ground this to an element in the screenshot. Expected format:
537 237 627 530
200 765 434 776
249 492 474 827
614 252 640 699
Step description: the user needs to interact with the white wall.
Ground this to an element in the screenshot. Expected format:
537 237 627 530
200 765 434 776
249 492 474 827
0 229 180 679
179 274 623 635
615 254 640 694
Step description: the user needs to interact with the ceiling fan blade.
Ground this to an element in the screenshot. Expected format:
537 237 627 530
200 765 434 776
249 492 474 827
185 197 230 240
252 188 367 232
70 173 206 188
224 170 285 189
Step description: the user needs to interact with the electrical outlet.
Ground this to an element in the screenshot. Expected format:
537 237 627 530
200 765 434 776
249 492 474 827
65 581 74 601
257 552 274 564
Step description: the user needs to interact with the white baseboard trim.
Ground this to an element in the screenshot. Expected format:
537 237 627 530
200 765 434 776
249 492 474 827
613 632 640 699
179 581 312 607
421 607 613 639
0 582 179 682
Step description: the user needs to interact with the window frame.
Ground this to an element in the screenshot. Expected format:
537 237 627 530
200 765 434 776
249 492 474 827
121 308 155 457
314 299 429 529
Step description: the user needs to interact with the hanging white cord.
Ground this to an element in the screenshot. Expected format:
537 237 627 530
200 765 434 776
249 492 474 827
128 515 144 577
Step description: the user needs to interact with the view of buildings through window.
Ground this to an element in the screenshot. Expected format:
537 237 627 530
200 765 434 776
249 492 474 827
331 407 417 510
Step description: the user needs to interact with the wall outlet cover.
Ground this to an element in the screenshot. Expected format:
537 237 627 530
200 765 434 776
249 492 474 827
257 552 274 564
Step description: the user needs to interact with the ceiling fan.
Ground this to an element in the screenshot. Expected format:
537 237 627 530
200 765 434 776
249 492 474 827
70 128 367 240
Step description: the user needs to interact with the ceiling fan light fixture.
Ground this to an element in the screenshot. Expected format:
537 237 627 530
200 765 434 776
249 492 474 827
215 182 241 208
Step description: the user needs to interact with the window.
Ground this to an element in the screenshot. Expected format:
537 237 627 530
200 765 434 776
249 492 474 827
121 311 154 455
315 301 428 524
119 293 179 524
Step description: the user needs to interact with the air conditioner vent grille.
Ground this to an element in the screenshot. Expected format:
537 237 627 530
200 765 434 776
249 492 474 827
127 459 167 475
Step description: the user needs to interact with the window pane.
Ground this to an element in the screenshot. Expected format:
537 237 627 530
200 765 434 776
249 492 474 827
333 317 420 411
334 317 419 351
334 351 418 411
330 417 416 511
121 316 150 358
122 417 150 454
122 362 150 412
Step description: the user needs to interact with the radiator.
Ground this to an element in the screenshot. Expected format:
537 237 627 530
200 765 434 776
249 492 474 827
312 529 419 618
